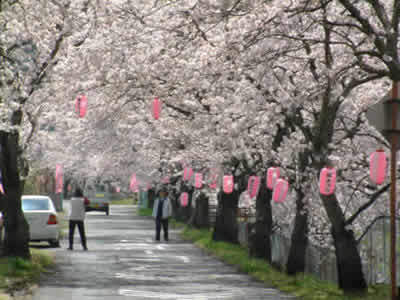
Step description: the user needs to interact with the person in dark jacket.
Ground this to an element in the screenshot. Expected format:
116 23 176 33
152 188 172 242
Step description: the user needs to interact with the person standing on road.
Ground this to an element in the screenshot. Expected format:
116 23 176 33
68 187 89 251
152 188 172 242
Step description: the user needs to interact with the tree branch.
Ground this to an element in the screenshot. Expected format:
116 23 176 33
345 183 390 225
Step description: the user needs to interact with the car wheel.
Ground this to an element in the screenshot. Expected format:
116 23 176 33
106 207 109 216
49 239 60 248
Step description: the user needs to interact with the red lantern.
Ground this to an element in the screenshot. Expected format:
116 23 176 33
195 173 203 189
152 98 161 120
180 192 189 207
272 179 289 203
223 175 234 194
75 95 88 118
247 176 260 198
55 164 63 194
370 149 387 185
319 167 336 195
267 167 280 190
183 167 193 181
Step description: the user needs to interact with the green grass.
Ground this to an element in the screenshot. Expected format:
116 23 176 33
57 212 68 239
111 198 135 205
0 249 55 292
180 226 391 300
138 207 153 216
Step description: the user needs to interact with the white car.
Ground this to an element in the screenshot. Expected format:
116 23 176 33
22 195 60 247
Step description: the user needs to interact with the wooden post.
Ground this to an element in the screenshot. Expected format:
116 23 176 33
390 81 399 300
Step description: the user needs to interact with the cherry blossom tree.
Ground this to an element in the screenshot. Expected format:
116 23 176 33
11 0 399 293
0 0 97 258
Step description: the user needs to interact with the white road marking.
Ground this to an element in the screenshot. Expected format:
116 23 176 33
178 256 190 263
156 244 166 250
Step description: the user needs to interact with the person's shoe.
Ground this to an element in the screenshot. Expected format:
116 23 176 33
83 247 88 251
67 247 73 251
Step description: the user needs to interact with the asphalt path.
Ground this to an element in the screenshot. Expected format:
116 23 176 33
32 203 295 300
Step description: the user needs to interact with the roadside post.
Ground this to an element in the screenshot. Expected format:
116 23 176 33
366 81 400 300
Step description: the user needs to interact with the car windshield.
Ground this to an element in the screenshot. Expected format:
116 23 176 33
22 198 50 211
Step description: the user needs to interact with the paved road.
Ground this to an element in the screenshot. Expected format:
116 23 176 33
32 204 295 300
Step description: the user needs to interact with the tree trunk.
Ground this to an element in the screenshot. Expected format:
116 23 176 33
170 187 180 219
212 189 240 244
248 177 272 262
286 188 308 275
332 226 366 292
148 189 156 209
178 185 193 223
0 131 31 259
321 193 366 292
190 192 209 229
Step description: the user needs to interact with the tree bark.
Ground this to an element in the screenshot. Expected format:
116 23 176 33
0 131 31 259
212 189 240 244
248 177 272 262
321 193 366 292
190 192 209 229
286 188 308 275
286 151 309 275
148 188 156 209
169 187 180 218
175 184 193 223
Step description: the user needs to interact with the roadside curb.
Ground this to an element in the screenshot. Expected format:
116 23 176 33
9 284 38 300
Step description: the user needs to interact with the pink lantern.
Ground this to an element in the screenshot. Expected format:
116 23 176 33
370 149 387 185
162 176 170 184
0 170 5 194
116 187 121 193
267 167 280 189
75 95 88 118
247 176 260 198
272 179 289 203
55 164 63 194
183 167 193 181
223 175 234 194
152 98 161 120
195 173 203 188
130 174 137 192
180 192 189 207
319 167 336 195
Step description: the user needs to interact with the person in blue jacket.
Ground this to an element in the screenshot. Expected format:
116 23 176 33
152 188 172 242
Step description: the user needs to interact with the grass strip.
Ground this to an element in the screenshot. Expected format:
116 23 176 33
111 198 135 205
181 226 391 300
0 249 55 293
136 207 391 299
138 207 153 217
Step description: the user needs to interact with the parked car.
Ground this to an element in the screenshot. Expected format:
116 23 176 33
22 195 60 247
84 184 110 215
